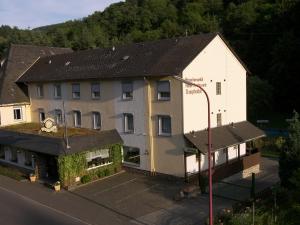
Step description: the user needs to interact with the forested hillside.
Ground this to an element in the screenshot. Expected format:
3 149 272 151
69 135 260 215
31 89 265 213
0 0 299 115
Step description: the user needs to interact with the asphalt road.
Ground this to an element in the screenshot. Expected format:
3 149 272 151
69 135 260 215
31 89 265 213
0 186 89 225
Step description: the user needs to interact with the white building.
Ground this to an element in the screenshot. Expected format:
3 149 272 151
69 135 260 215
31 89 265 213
16 33 265 179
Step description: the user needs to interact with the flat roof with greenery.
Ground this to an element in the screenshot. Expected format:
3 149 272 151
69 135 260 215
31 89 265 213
1 123 97 138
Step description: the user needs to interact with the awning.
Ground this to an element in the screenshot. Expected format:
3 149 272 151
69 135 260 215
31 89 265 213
184 121 265 154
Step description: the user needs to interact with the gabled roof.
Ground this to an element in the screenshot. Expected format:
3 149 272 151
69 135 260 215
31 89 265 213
0 44 72 105
184 121 265 154
18 33 249 83
0 129 123 156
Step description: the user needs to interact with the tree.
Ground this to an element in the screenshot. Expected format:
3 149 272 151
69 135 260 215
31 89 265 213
279 111 300 187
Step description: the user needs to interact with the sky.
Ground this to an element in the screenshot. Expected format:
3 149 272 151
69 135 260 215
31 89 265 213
0 0 122 29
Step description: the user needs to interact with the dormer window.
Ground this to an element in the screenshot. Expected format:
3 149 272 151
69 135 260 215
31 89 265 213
157 81 170 101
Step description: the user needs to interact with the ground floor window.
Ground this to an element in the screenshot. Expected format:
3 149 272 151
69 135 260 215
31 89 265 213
13 107 22 120
123 146 140 165
10 149 18 163
0 146 5 159
24 151 33 167
86 149 112 169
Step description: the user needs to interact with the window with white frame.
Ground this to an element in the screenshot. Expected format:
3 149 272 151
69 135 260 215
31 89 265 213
13 108 22 120
73 111 81 127
38 108 45 122
37 84 44 98
123 146 140 165
72 83 80 99
158 115 171 136
122 81 133 100
92 112 101 129
216 82 221 95
217 113 222 127
55 109 63 125
124 113 134 133
54 84 62 98
157 80 170 100
91 83 100 99
86 149 112 169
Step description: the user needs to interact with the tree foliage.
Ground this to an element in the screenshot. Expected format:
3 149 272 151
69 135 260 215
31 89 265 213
0 0 299 112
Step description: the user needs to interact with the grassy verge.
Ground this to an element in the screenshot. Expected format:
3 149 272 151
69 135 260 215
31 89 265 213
260 149 280 159
0 165 27 181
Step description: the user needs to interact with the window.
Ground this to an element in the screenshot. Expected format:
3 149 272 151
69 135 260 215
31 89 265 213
73 111 81 127
54 84 62 98
124 113 134 133
13 108 22 120
55 109 63 125
217 113 222 127
216 82 221 95
92 112 101 129
38 109 45 122
123 146 140 165
158 115 171 136
72 83 80 99
24 151 33 167
157 80 170 100
86 149 112 169
0 146 5 160
10 149 18 163
37 85 44 98
91 83 100 99
122 81 133 100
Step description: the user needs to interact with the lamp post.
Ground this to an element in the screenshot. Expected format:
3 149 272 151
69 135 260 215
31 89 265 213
174 76 213 225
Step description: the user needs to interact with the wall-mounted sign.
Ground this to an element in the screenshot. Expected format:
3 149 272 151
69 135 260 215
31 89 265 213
184 77 207 95
41 118 58 133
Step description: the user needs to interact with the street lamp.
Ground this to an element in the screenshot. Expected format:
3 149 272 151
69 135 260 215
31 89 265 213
174 76 213 225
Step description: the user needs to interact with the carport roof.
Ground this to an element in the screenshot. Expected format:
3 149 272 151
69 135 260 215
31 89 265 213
0 129 123 156
184 121 265 154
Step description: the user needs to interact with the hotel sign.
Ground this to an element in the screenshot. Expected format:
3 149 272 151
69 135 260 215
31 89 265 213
184 77 207 95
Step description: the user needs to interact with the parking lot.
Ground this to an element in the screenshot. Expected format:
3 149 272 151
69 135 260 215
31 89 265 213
71 172 186 222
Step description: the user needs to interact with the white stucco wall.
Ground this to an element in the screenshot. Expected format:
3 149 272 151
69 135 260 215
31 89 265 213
182 35 247 133
0 104 31 126
215 149 227 165
186 154 199 174
113 79 149 171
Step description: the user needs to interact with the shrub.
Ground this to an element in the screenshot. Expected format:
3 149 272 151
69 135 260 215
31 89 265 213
0 165 25 181
81 175 92 184
104 168 110 176
97 170 105 178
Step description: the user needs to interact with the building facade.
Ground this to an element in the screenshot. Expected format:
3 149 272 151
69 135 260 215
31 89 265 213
17 33 265 178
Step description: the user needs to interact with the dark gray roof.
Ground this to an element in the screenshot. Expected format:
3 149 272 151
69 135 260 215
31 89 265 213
0 129 123 156
184 121 265 154
18 33 249 83
0 44 72 104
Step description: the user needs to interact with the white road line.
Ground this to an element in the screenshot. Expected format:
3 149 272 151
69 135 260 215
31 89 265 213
0 186 92 225
93 178 138 196
116 184 159 204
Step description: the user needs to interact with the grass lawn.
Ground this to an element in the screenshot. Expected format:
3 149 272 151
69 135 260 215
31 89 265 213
261 149 280 159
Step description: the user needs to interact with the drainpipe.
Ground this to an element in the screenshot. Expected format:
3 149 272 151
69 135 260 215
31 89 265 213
144 77 155 174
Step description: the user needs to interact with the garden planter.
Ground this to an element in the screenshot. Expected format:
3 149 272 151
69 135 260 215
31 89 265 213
54 182 61 192
29 174 36 182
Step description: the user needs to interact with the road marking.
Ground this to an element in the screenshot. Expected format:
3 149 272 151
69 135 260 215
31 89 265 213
116 184 159 204
93 178 138 196
0 186 92 225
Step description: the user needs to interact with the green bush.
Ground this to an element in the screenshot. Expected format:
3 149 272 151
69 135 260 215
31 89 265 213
97 170 105 178
81 175 92 184
104 168 110 176
0 165 25 181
